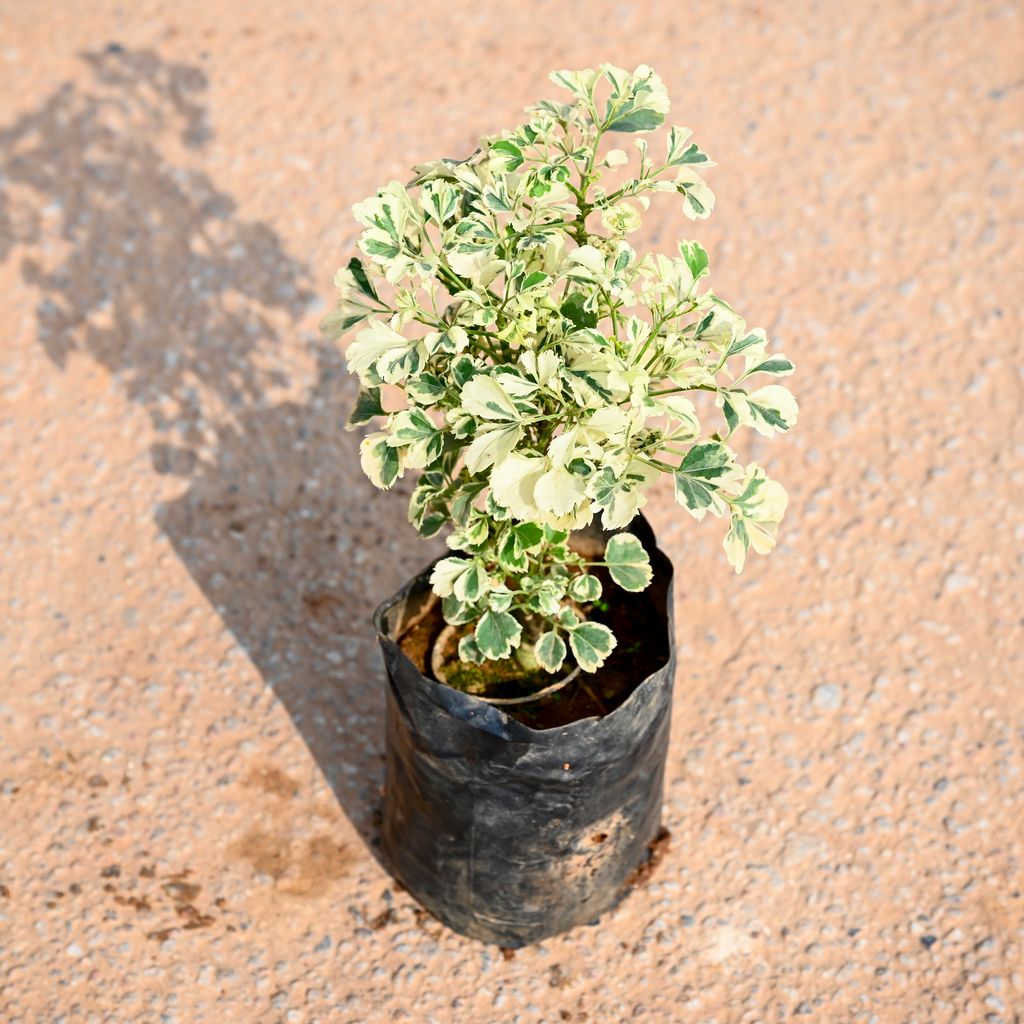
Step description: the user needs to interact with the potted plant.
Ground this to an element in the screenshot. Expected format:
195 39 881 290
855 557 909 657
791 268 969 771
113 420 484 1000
322 63 797 946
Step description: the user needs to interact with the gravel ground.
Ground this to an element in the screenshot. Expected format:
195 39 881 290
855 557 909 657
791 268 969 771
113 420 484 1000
1 1 1022 1021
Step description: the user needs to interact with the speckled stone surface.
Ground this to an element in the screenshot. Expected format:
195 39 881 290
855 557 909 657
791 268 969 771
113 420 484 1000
1 2 1022 1021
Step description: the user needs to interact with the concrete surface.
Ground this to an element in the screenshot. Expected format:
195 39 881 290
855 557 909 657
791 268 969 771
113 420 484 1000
1 1 1022 1021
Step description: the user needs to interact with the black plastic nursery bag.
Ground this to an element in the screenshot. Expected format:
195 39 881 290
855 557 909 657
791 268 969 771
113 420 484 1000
372 516 676 946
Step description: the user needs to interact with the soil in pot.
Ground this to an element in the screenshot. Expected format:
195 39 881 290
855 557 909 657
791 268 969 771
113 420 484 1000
395 563 669 730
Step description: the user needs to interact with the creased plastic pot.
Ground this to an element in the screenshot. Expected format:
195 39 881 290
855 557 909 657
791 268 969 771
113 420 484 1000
372 515 675 947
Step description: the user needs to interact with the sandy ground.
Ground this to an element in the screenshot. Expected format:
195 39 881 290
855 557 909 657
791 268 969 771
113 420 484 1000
1 1 1022 1021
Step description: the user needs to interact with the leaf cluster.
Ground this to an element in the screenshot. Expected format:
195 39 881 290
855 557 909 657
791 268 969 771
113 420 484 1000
322 63 798 674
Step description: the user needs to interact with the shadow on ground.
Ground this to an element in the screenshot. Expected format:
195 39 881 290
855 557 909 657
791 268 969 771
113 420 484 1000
0 45 419 848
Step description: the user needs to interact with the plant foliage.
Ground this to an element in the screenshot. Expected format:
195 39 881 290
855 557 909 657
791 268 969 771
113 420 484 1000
323 63 797 675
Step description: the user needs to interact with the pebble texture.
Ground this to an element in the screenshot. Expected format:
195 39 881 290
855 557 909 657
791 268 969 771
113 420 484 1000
1 2 1022 1021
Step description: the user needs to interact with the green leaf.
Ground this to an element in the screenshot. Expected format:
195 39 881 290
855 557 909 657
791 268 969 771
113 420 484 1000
485 493 514 521
419 512 446 539
587 461 655 531
458 634 486 664
742 396 787 432
468 516 491 545
450 480 487 525
386 408 442 467
449 514 489 550
434 325 470 355
745 357 794 377
550 68 598 104
693 310 714 339
684 192 707 217
453 562 488 603
498 521 543 569
512 522 544 551
560 293 599 329
346 257 379 301
725 329 768 359
535 631 567 674
362 237 401 259
456 216 497 240
474 610 523 660
522 577 565 616
559 607 581 628
678 240 709 281
606 107 665 133
408 479 447 535
406 372 447 406
673 442 739 520
722 396 740 435
451 355 477 388
564 367 613 402
674 143 711 165
484 186 513 212
604 533 652 592
497 532 528 572
422 180 458 224
569 621 616 673
568 574 602 602
521 270 549 290
346 388 384 429
442 594 477 626
491 139 524 171
488 587 514 613
447 413 474 440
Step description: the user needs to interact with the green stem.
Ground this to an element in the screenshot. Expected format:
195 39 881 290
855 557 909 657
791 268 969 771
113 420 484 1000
648 384 717 397
597 162 672 209
636 454 678 473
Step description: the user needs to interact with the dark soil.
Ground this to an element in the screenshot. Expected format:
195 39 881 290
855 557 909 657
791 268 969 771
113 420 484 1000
396 565 670 730
437 624 557 697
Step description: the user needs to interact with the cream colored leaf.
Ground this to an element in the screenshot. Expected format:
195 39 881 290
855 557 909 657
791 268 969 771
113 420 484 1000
345 319 410 384
547 428 580 468
429 557 471 598
676 168 716 220
567 245 606 276
723 466 789 572
732 384 799 437
447 249 503 287
358 432 401 490
490 452 547 521
534 466 587 516
655 395 700 435
460 375 521 421
464 423 524 475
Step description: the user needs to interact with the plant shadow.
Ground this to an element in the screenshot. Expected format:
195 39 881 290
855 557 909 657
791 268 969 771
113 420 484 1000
0 44 424 851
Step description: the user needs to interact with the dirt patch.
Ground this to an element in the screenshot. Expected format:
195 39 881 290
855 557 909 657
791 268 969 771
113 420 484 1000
244 765 299 799
228 829 355 895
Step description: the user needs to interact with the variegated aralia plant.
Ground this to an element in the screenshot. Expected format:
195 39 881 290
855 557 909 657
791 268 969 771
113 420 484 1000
323 63 797 680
